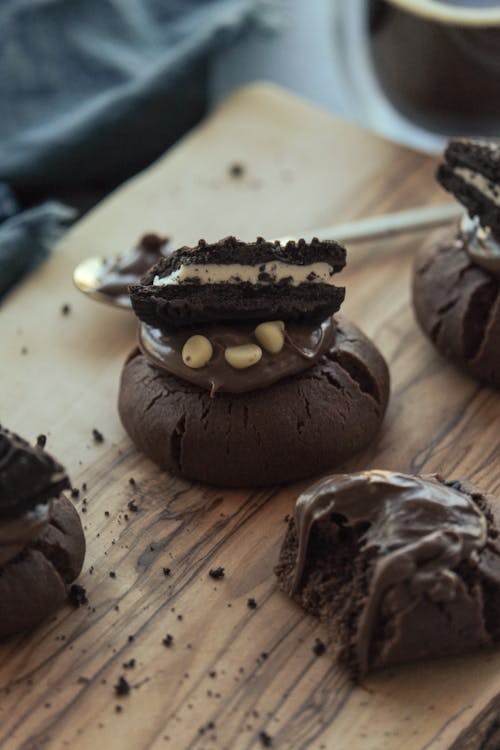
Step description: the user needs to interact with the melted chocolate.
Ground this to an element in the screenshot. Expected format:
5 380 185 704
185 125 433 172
291 470 489 675
138 317 336 395
0 503 50 567
97 233 169 302
462 216 500 277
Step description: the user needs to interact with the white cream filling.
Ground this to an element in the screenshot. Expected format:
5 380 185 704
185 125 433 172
153 261 334 287
454 167 500 207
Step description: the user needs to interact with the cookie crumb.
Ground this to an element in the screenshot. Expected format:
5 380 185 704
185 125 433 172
109 571 116 579
229 163 244 178
92 428 104 443
162 634 174 648
68 584 88 607
36 434 47 448
313 638 326 656
129 477 136 486
70 487 80 499
209 567 225 580
61 303 71 316
163 567 171 577
127 500 139 513
247 597 257 610
259 730 273 747
128 635 135 643
115 704 123 713
114 676 130 696
123 659 136 670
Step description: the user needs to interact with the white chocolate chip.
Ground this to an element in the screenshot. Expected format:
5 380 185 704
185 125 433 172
254 320 285 354
224 344 262 370
182 335 213 369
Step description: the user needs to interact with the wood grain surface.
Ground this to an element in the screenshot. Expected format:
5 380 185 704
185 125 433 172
1 83 499 750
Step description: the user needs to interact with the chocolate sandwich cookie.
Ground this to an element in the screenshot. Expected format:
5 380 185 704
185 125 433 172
119 317 389 486
438 139 500 240
275 470 500 677
0 427 86 638
129 236 346 328
412 138 500 388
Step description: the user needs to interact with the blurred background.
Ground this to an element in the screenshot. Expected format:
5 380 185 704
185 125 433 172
1 0 500 295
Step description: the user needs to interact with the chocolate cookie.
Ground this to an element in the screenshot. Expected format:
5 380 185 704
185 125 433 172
437 138 500 239
275 470 500 677
0 428 86 638
412 228 500 388
129 236 346 328
118 317 389 487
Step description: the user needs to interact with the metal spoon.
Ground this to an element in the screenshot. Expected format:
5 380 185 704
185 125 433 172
73 203 462 309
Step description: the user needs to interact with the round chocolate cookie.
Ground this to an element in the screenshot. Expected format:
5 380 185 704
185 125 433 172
412 227 500 388
118 317 390 487
0 495 86 639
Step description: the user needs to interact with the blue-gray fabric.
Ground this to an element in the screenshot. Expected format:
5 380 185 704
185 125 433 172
0 0 278 297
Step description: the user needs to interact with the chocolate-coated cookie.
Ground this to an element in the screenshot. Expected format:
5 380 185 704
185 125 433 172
412 227 500 388
275 470 500 677
118 317 390 487
0 495 86 638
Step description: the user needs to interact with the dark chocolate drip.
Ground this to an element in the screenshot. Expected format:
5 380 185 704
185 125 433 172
97 233 169 299
138 317 336 395
291 470 488 674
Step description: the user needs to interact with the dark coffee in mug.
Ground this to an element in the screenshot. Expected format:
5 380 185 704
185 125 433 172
369 0 500 135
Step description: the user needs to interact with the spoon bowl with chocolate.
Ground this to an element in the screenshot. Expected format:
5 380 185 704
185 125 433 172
73 233 169 309
119 235 390 487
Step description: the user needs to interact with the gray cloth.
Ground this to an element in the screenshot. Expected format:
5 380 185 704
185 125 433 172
0 0 280 297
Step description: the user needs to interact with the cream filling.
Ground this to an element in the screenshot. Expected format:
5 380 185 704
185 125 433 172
454 167 500 207
153 261 334 287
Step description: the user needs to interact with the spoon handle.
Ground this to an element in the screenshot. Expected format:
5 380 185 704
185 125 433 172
277 203 462 245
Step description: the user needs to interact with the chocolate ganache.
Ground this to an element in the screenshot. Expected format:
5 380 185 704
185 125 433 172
290 470 497 675
138 316 336 395
97 233 169 300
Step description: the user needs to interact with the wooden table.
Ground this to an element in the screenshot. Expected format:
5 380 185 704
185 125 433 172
1 84 499 750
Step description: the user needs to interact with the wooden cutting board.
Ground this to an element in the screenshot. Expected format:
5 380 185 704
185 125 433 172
1 83 499 750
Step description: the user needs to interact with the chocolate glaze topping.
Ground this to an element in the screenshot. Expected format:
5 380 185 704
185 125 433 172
291 470 492 675
0 427 70 519
97 233 169 301
462 215 500 277
138 316 336 395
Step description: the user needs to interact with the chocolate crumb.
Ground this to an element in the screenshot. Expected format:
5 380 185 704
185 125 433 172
209 670 217 678
61 303 71 316
260 652 268 660
105 511 110 517
163 567 171 577
128 635 135 643
36 434 47 448
114 676 130 696
68 584 88 607
70 487 80 499
123 659 136 670
115 705 123 713
92 428 104 443
109 571 116 579
129 477 136 486
229 163 244 178
247 598 257 610
128 500 139 513
209 567 225 580
82 482 87 491
313 638 326 656
259 730 273 747
163 634 174 647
